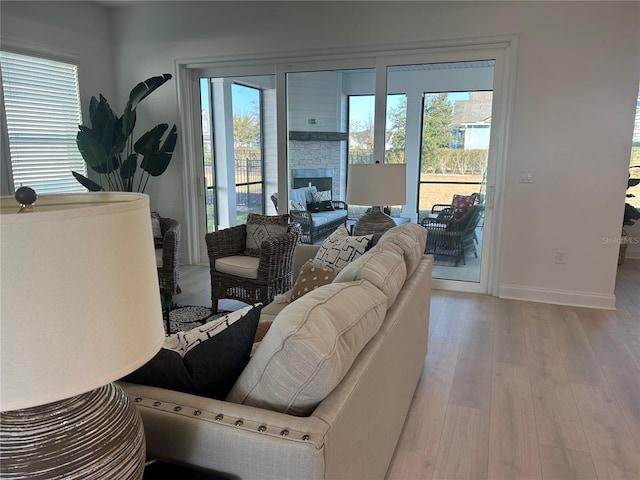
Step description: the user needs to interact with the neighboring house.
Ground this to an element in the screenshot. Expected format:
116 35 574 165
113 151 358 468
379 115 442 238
451 91 493 150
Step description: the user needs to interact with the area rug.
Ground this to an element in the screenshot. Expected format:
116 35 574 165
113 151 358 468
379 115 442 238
168 305 231 333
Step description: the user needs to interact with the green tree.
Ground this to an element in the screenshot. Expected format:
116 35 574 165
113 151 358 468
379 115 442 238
386 96 407 164
421 93 454 172
233 112 260 147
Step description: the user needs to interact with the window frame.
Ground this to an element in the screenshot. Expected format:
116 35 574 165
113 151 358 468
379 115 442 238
0 49 86 195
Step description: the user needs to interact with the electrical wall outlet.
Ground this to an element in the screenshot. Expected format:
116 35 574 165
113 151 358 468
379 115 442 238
556 250 566 264
519 170 535 183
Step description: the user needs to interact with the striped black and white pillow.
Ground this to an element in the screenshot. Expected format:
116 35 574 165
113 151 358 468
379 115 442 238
123 304 262 400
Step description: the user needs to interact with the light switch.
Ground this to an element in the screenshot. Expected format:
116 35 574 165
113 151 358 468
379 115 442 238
519 170 535 183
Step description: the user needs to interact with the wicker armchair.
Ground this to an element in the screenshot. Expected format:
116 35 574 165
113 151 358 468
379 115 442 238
205 222 300 313
421 204 484 266
157 217 181 295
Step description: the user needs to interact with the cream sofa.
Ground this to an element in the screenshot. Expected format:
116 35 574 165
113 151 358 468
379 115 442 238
122 223 432 480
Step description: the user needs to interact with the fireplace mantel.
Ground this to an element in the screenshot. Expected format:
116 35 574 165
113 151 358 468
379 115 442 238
289 131 348 142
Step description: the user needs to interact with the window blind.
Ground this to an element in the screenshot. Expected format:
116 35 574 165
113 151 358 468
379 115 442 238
0 51 86 194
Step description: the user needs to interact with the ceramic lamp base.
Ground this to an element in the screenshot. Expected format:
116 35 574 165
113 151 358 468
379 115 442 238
0 383 145 480
353 206 397 245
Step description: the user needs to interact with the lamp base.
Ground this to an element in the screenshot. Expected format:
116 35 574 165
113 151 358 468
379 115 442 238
0 383 145 480
352 206 397 245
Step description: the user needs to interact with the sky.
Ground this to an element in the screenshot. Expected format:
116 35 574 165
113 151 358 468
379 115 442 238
201 79 472 128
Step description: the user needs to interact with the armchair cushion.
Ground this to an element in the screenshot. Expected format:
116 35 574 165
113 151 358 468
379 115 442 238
215 255 260 279
123 304 261 400
245 213 289 256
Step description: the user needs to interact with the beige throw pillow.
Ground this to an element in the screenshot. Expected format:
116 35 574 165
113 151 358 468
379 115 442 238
227 280 388 416
377 223 427 278
334 241 406 309
290 259 336 301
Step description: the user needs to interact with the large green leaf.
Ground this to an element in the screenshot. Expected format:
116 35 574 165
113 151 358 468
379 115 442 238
145 125 177 176
76 129 111 170
89 96 99 123
72 171 104 191
134 124 167 156
121 104 137 139
120 153 138 180
128 74 172 109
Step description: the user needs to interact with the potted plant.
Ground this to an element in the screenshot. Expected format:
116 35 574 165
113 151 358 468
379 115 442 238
619 166 640 265
72 74 177 192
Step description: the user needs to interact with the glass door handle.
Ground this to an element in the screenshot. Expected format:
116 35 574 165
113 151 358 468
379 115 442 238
485 185 495 208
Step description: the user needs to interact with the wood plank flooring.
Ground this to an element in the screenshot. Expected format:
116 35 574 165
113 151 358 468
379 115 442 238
389 259 639 480
173 260 639 480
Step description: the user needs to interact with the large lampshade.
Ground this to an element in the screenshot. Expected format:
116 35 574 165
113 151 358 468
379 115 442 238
0 191 165 479
346 163 407 207
347 163 407 244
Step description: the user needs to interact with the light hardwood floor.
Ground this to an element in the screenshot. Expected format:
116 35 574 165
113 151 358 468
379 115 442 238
173 260 639 480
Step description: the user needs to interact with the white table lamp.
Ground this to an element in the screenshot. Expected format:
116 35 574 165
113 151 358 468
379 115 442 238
0 190 165 479
347 162 407 244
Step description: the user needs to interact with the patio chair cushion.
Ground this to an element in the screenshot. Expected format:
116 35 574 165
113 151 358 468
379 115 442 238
124 304 261 400
215 255 260 279
245 213 289 256
312 190 332 202
451 194 475 219
290 200 306 211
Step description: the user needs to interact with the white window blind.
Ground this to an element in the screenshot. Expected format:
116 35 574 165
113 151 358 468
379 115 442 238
0 51 86 194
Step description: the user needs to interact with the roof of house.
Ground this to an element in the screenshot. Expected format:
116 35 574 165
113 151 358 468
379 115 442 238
452 91 493 127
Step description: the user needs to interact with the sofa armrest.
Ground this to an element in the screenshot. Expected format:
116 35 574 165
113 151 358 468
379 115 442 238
120 382 329 477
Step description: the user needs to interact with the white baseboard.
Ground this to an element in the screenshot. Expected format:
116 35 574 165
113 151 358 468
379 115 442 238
499 284 616 310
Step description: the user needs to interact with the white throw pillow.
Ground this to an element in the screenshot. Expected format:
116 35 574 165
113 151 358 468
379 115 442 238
313 224 372 274
227 280 388 416
311 190 331 202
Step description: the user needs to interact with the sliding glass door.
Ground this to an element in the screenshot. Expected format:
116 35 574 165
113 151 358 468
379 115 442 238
377 57 500 291
184 42 513 294
199 75 276 233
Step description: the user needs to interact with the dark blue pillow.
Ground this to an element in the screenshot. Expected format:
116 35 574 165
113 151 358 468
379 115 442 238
123 304 261 400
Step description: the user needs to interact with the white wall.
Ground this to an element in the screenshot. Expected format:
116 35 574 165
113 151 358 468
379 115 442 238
0 1 114 127
2 1 638 307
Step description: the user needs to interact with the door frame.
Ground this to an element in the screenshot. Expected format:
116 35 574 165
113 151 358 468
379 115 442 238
175 36 518 297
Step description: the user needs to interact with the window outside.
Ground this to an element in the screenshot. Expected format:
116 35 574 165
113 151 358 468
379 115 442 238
0 51 85 193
